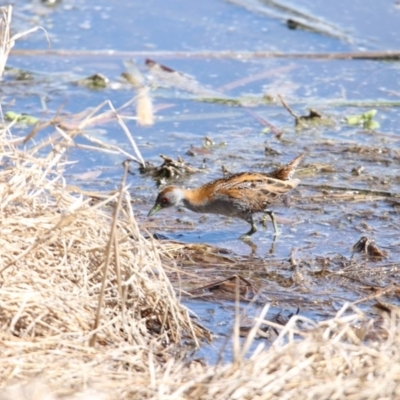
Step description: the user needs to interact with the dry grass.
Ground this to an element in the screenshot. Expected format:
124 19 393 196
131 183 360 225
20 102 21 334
0 7 208 393
1 127 399 400
0 116 210 394
0 5 48 78
0 9 208 397
1 5 400 400
171 305 400 400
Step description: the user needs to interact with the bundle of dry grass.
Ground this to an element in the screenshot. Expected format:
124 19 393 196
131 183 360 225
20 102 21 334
157 305 400 399
0 99 207 397
0 6 209 396
3 297 399 399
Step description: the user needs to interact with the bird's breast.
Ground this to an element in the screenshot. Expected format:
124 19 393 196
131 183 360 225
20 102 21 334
182 195 250 218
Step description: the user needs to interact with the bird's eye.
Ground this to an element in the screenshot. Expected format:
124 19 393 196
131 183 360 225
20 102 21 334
161 198 168 204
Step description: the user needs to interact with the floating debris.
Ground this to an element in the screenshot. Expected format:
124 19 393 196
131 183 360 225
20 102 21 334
345 109 380 130
5 111 39 125
186 136 215 157
188 275 260 301
76 73 109 89
136 154 201 184
352 236 388 258
279 95 331 128
145 58 219 97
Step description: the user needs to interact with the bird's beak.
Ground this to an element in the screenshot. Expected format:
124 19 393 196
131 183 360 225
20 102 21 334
147 203 161 217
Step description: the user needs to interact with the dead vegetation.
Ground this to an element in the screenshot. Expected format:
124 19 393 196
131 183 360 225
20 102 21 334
0 6 208 396
1 115 399 399
2 5 400 399
0 91 211 395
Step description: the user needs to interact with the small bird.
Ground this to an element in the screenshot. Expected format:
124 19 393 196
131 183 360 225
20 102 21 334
148 154 303 239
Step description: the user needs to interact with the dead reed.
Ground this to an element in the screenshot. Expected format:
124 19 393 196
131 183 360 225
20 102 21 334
0 8 207 397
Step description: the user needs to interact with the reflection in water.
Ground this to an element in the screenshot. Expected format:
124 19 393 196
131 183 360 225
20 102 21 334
184 299 307 364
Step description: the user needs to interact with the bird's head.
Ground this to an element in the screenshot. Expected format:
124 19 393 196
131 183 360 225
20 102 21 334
147 186 184 217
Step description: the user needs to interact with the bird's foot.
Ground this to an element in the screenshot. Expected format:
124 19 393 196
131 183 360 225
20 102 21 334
273 228 281 238
240 233 252 241
240 224 257 241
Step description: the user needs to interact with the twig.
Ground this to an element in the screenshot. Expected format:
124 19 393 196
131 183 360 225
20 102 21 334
217 65 296 92
107 100 146 167
279 95 300 122
10 49 400 61
113 226 126 322
89 161 129 347
244 109 283 137
301 183 400 198
352 284 399 306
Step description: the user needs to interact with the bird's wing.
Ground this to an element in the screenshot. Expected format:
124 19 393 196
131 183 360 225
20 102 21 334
267 154 304 180
215 173 300 202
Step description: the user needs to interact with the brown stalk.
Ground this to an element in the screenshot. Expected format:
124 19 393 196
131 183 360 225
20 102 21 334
10 49 400 60
89 161 129 347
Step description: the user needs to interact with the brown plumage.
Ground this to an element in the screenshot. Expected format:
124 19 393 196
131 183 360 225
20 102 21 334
148 154 303 239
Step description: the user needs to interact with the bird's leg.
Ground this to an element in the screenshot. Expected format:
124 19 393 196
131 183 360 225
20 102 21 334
264 210 280 237
261 214 269 228
240 216 257 241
